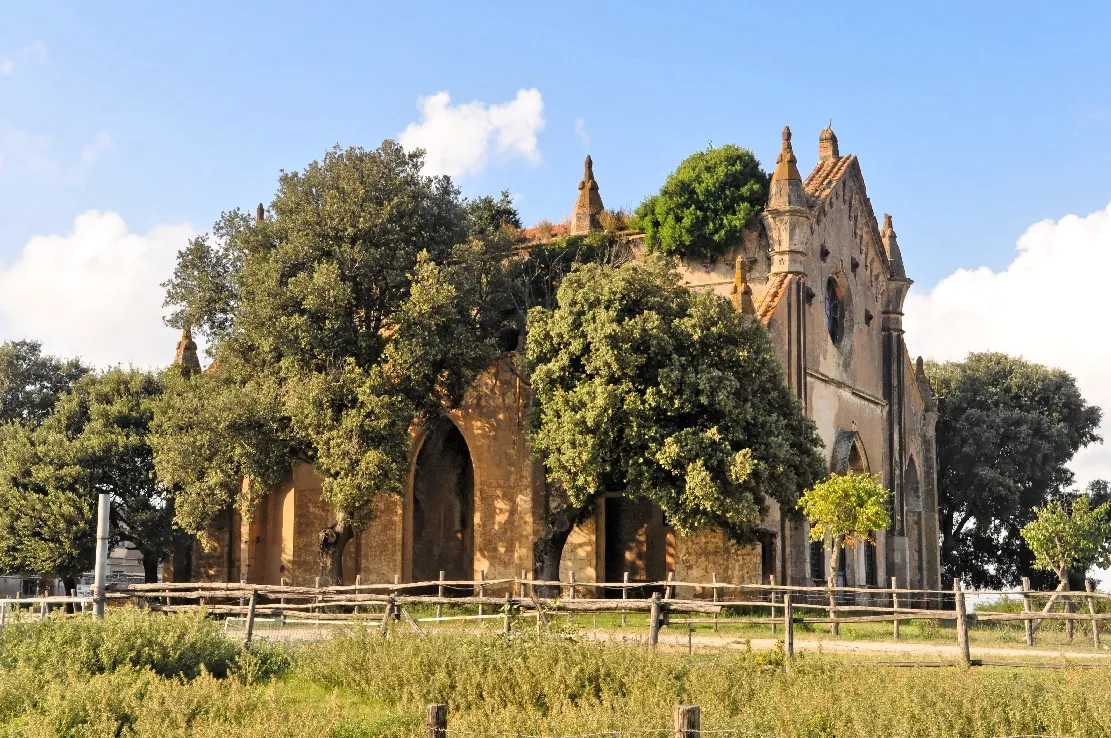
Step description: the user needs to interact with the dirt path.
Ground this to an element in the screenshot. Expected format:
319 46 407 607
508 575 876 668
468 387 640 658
637 631 1111 660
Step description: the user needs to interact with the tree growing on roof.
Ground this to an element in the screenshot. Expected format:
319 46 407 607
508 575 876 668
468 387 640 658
635 144 769 260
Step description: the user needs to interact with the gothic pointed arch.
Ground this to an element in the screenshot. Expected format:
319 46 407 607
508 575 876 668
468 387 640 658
406 416 475 583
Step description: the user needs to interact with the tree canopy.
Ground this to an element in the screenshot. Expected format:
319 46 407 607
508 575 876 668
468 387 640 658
0 340 89 425
925 353 1102 589
152 142 509 583
525 255 826 578
1020 493 1111 585
0 369 173 584
635 144 769 260
797 472 890 582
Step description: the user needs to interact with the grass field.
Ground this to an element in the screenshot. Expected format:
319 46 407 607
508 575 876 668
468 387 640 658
0 608 1109 737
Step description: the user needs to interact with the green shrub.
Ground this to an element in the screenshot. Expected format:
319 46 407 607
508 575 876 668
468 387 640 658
0 608 239 679
636 144 768 259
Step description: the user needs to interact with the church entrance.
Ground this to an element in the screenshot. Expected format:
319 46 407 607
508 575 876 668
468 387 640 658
410 419 474 584
603 497 667 596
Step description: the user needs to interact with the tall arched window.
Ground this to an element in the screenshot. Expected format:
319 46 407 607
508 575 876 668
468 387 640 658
824 277 845 345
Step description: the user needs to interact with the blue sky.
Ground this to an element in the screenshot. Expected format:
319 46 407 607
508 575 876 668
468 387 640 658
3 1 1110 286
1 1 1111 503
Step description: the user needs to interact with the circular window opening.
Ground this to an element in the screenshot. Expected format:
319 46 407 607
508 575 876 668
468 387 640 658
825 277 845 345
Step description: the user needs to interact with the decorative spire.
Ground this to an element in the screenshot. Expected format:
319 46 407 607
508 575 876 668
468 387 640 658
570 154 604 235
731 256 755 315
768 126 807 210
256 203 264 225
880 213 907 280
915 356 937 412
818 119 839 161
173 327 201 375
772 126 801 182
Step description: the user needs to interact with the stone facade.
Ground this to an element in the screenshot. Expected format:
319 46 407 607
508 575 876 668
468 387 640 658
181 124 940 594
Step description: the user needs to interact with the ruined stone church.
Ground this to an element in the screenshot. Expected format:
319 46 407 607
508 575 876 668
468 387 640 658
178 124 941 592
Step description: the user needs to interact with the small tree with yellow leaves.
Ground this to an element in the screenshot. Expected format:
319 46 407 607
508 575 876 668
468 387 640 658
798 472 891 584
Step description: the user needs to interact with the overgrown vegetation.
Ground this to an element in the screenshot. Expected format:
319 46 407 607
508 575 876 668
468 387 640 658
925 353 1103 589
525 255 825 581
636 144 769 259
1 610 1109 737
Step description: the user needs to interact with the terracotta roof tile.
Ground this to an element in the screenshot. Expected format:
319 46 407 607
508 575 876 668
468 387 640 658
803 154 856 200
756 273 795 325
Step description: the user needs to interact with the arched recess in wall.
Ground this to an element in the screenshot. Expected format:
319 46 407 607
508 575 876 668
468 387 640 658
905 457 924 587
827 429 873 585
408 417 475 584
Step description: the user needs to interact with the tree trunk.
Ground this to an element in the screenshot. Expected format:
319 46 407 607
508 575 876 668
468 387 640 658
532 504 589 597
828 535 843 635
1030 571 1069 634
61 575 78 615
318 519 354 587
137 546 160 584
940 507 957 580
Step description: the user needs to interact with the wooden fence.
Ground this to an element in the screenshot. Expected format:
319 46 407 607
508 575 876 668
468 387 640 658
22 574 1090 667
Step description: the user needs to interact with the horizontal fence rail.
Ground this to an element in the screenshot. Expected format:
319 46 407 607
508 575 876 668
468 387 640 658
6 575 1105 668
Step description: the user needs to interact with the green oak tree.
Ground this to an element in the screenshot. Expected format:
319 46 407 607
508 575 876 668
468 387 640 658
0 369 175 588
797 472 891 584
0 340 89 424
925 353 1102 589
152 142 508 584
635 144 769 259
525 255 826 582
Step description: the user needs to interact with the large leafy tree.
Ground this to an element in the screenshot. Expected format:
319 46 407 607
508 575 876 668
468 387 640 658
152 142 507 584
926 353 1102 589
0 369 175 588
0 340 89 424
635 144 769 259
525 255 826 581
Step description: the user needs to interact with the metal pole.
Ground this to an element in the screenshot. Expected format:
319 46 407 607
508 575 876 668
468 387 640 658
92 493 110 619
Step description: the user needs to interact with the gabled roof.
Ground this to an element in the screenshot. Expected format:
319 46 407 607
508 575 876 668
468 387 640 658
803 154 857 201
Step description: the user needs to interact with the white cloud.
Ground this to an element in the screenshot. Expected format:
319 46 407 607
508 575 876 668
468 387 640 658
0 211 192 369
574 117 590 149
904 201 1111 488
0 127 112 180
80 131 112 164
1 60 13 76
22 42 48 64
398 88 545 178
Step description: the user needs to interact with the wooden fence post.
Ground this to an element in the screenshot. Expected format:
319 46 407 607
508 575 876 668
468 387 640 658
1021 576 1034 647
649 592 662 647
621 572 629 627
478 570 486 617
39 600 47 621
519 570 526 599
244 589 258 650
891 576 900 641
666 570 676 600
674 704 700 738
0 600 6 629
425 703 447 738
566 571 576 626
503 593 512 634
783 593 794 665
769 574 777 635
1086 580 1101 650
711 573 719 633
1065 596 1075 642
954 578 970 667
353 574 361 616
437 570 445 620
382 595 396 639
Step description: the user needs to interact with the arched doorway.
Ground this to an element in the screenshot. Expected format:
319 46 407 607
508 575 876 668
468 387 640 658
410 419 474 583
